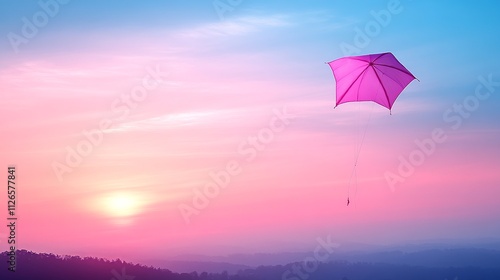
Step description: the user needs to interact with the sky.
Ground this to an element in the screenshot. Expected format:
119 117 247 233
0 0 499 262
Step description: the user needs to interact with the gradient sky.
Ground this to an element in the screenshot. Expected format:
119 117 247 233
1 0 499 262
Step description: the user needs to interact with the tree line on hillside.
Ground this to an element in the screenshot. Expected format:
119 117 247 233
1 250 500 280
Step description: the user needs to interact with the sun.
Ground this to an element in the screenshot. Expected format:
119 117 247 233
106 193 139 217
85 190 154 225
100 192 143 218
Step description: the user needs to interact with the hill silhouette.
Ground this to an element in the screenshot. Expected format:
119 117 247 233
2 250 500 280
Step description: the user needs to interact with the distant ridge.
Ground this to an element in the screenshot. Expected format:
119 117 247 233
2 248 500 279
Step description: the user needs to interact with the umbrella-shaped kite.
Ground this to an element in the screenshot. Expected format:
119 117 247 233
327 52 417 112
326 52 417 205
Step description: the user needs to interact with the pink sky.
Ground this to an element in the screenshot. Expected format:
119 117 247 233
1 9 499 263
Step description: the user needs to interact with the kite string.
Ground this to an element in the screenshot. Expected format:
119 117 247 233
348 102 376 203
353 102 362 196
347 102 361 200
347 103 360 199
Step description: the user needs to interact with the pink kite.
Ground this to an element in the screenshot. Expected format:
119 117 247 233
327 52 417 111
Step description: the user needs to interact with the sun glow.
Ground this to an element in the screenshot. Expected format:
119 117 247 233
97 192 145 219
106 193 139 217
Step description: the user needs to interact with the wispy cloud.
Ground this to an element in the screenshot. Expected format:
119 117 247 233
104 110 225 133
296 10 359 31
178 15 291 38
102 104 278 134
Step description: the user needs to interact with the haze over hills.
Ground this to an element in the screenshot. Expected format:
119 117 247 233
138 240 500 274
142 248 500 274
2 247 500 280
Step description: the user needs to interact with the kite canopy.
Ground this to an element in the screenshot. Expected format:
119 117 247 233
327 52 416 110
